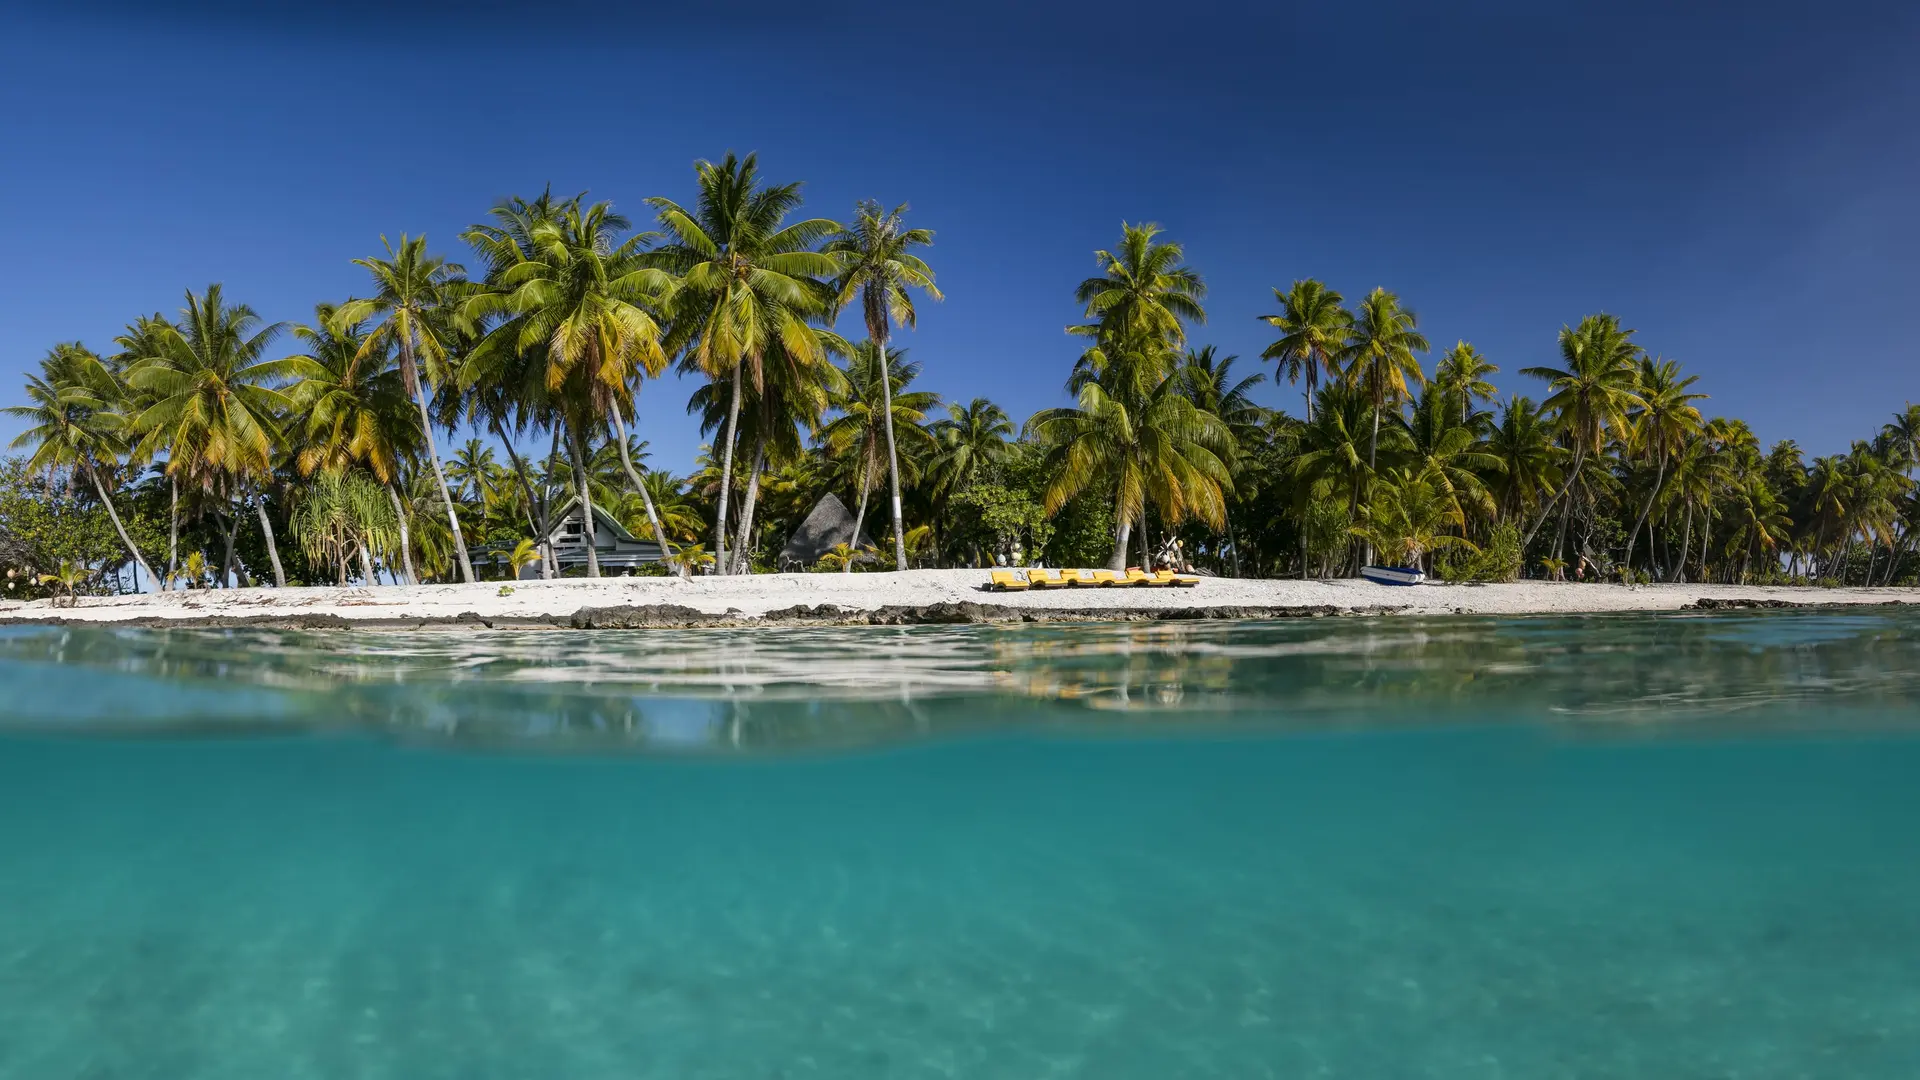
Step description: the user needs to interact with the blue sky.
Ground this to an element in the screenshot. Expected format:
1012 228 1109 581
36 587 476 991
3 1 1917 469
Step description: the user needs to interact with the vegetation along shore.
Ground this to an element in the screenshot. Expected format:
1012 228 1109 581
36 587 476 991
4 153 1917 613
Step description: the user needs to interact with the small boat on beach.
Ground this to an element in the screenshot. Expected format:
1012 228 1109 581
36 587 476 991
1361 566 1425 586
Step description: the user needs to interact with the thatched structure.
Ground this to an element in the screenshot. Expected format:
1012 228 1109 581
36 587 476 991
780 493 873 569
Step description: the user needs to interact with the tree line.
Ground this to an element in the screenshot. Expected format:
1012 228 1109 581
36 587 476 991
5 154 1917 596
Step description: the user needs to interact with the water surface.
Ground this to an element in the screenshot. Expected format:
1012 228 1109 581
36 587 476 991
1 611 1917 1077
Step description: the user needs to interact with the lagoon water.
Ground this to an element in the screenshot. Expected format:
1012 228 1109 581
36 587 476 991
1 611 1918 1078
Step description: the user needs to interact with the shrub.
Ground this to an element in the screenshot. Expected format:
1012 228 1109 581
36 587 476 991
1436 523 1523 583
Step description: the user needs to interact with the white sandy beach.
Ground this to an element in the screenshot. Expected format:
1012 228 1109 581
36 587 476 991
0 569 1912 626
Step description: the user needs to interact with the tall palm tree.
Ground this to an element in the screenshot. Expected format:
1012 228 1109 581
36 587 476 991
1433 341 1500 428
648 153 838 574
825 200 942 570
1399 386 1501 525
4 346 157 586
1259 280 1349 422
1177 347 1267 575
1518 314 1644 549
1338 288 1430 473
1034 371 1232 571
1293 383 1396 578
286 303 422 583
338 235 476 583
126 285 298 587
110 315 181 581
928 397 1014 497
1485 396 1562 525
461 201 678 576
1621 356 1706 571
447 438 498 505
1067 223 1207 407
818 344 938 570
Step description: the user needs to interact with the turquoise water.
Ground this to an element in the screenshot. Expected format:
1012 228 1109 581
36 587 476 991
1 612 1918 1078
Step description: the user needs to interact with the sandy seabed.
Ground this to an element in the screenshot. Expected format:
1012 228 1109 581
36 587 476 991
0 568 1912 628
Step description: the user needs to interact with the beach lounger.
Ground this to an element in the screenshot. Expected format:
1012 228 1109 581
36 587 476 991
1120 568 1160 586
988 570 1030 591
1062 569 1102 586
1086 569 1123 587
1027 568 1072 588
1152 570 1200 587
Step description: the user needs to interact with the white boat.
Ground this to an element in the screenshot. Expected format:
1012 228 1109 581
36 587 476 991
1361 565 1425 586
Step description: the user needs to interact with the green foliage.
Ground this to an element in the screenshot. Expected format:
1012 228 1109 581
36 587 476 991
1435 523 1523 582
0 459 126 597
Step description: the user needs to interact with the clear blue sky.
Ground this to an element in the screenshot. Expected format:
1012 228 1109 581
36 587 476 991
4 1 1917 469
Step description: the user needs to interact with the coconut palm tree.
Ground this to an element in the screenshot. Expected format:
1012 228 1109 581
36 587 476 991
1259 280 1349 422
1485 396 1562 526
1433 341 1500 428
1518 314 1644 549
928 398 1014 497
1033 370 1233 571
1070 223 1206 357
1293 383 1396 578
110 314 182 580
1176 346 1268 575
4 346 157 586
1350 466 1478 570
1621 356 1706 572
647 153 838 574
1398 386 1501 524
818 344 938 571
1338 287 1430 474
1724 476 1791 583
446 438 498 505
461 201 678 576
126 285 298 587
285 303 422 583
825 200 943 570
338 235 475 583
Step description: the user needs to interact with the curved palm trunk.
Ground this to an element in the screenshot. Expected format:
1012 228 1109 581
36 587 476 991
731 439 767 576
610 413 671 562
400 338 474 584
566 425 600 578
219 504 239 587
253 491 286 588
845 456 872 574
166 476 179 590
1364 372 1381 566
1625 456 1666 575
1671 503 1693 583
385 483 416 586
85 465 156 588
357 542 375 585
1523 446 1586 550
869 318 908 572
494 422 552 581
712 367 745 575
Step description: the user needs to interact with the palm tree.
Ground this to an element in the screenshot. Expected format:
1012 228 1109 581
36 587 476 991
825 200 943 570
1067 224 1207 410
1350 466 1478 570
1293 383 1394 578
1177 347 1267 575
648 153 838 574
1518 314 1644 549
928 398 1014 497
461 201 678 577
126 285 298 587
1485 396 1562 525
1621 356 1706 571
1034 371 1233 571
1433 341 1499 428
285 303 422 583
111 314 181 580
338 235 476 583
1724 476 1791 583
4 346 157 586
1338 287 1430 474
1399 386 1501 525
446 438 498 505
1259 280 1349 422
290 468 400 585
818 344 938 570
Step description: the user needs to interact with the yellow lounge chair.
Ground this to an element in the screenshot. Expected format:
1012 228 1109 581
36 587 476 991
1120 568 1159 586
1153 570 1200 587
1062 569 1103 586
1086 569 1123 587
988 570 1030 591
1027 568 1071 588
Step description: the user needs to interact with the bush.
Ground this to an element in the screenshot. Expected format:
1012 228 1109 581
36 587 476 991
1435 523 1523 583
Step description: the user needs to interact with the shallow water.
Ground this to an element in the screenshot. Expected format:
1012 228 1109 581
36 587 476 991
2 610 1918 1077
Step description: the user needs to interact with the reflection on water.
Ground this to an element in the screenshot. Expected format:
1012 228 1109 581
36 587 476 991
1 609 1916 750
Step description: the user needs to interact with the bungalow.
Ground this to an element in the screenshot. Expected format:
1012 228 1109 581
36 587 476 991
532 496 665 577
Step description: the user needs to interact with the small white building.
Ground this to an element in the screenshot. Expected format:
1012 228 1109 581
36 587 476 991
530 497 665 577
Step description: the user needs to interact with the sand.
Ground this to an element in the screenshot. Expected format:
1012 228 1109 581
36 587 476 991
0 569 1912 628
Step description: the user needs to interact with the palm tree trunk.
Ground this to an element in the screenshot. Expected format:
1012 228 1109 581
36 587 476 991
494 422 552 581
1700 508 1712 582
611 412 671 560
1522 446 1585 550
1107 484 1131 572
253 491 286 588
1303 364 1316 424
1139 509 1152 571
1225 512 1242 578
869 319 909 572
401 337 474 584
85 465 156 587
712 366 744 575
220 505 239 587
1625 456 1666 575
846 457 872 574
385 484 416 586
1364 375 1381 566
731 440 767 576
166 475 179 589
566 424 600 579
357 542 375 585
